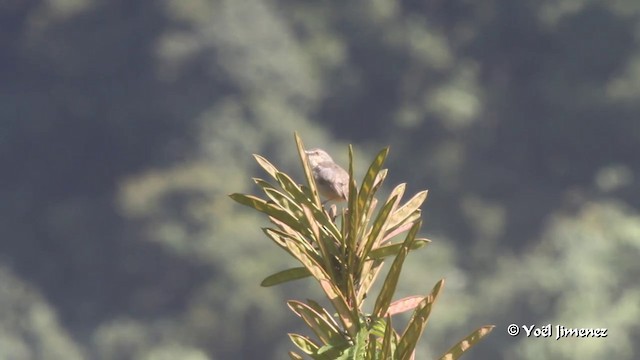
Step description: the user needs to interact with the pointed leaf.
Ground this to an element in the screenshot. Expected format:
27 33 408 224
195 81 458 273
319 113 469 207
288 300 344 345
301 205 341 282
263 227 319 262
288 351 304 360
261 267 311 287
295 132 322 208
357 147 389 219
358 195 397 268
438 325 495 360
373 220 422 318
305 299 342 331
396 279 445 360
253 154 279 179
356 148 389 243
352 328 369 360
288 239 357 336
356 260 384 304
229 193 270 212
380 221 414 245
276 172 309 204
381 315 395 360
369 239 430 260
346 145 359 270
289 333 319 355
387 296 424 316
387 183 407 207
387 191 428 230
262 187 302 213
317 343 349 359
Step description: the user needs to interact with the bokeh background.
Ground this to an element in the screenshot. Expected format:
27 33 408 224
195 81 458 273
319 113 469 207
2 1 640 359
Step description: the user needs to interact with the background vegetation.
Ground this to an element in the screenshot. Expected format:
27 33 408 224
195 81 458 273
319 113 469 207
2 1 639 359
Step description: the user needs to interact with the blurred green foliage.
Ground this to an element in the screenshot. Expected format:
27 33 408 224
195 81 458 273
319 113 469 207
1 0 639 359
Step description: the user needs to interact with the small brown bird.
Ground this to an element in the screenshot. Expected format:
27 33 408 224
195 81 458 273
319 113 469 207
305 148 349 204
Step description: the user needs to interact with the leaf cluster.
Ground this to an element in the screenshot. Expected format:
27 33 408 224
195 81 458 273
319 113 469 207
230 133 492 359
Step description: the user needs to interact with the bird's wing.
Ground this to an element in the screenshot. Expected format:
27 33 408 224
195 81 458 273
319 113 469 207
315 163 349 200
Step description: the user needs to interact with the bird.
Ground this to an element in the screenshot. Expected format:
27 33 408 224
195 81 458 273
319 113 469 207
305 148 349 204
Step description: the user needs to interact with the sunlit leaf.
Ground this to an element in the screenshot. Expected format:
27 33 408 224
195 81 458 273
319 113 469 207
289 333 319 355
381 315 395 359
288 300 344 345
288 351 304 360
288 239 357 336
347 145 359 271
295 132 322 208
356 148 389 242
373 220 421 318
396 279 445 360
438 325 495 360
358 195 398 269
387 191 428 230
253 154 279 179
357 147 389 219
352 327 369 360
387 296 425 316
229 193 270 212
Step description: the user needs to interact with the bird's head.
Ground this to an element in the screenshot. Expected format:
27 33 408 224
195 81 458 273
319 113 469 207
305 148 334 167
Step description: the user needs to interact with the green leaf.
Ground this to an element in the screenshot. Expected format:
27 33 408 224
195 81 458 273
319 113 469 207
288 239 357 337
301 205 342 283
381 316 395 360
358 195 398 272
253 154 279 179
288 300 344 346
295 132 322 208
357 147 389 220
305 299 343 336
261 267 311 287
369 317 387 338
275 172 309 204
346 145 359 270
353 328 369 360
356 260 384 304
355 148 389 244
368 239 430 260
387 190 428 230
396 279 445 360
229 193 270 212
289 333 319 355
262 227 319 262
265 207 315 240
262 187 302 214
373 220 422 318
317 343 348 359
437 325 495 360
